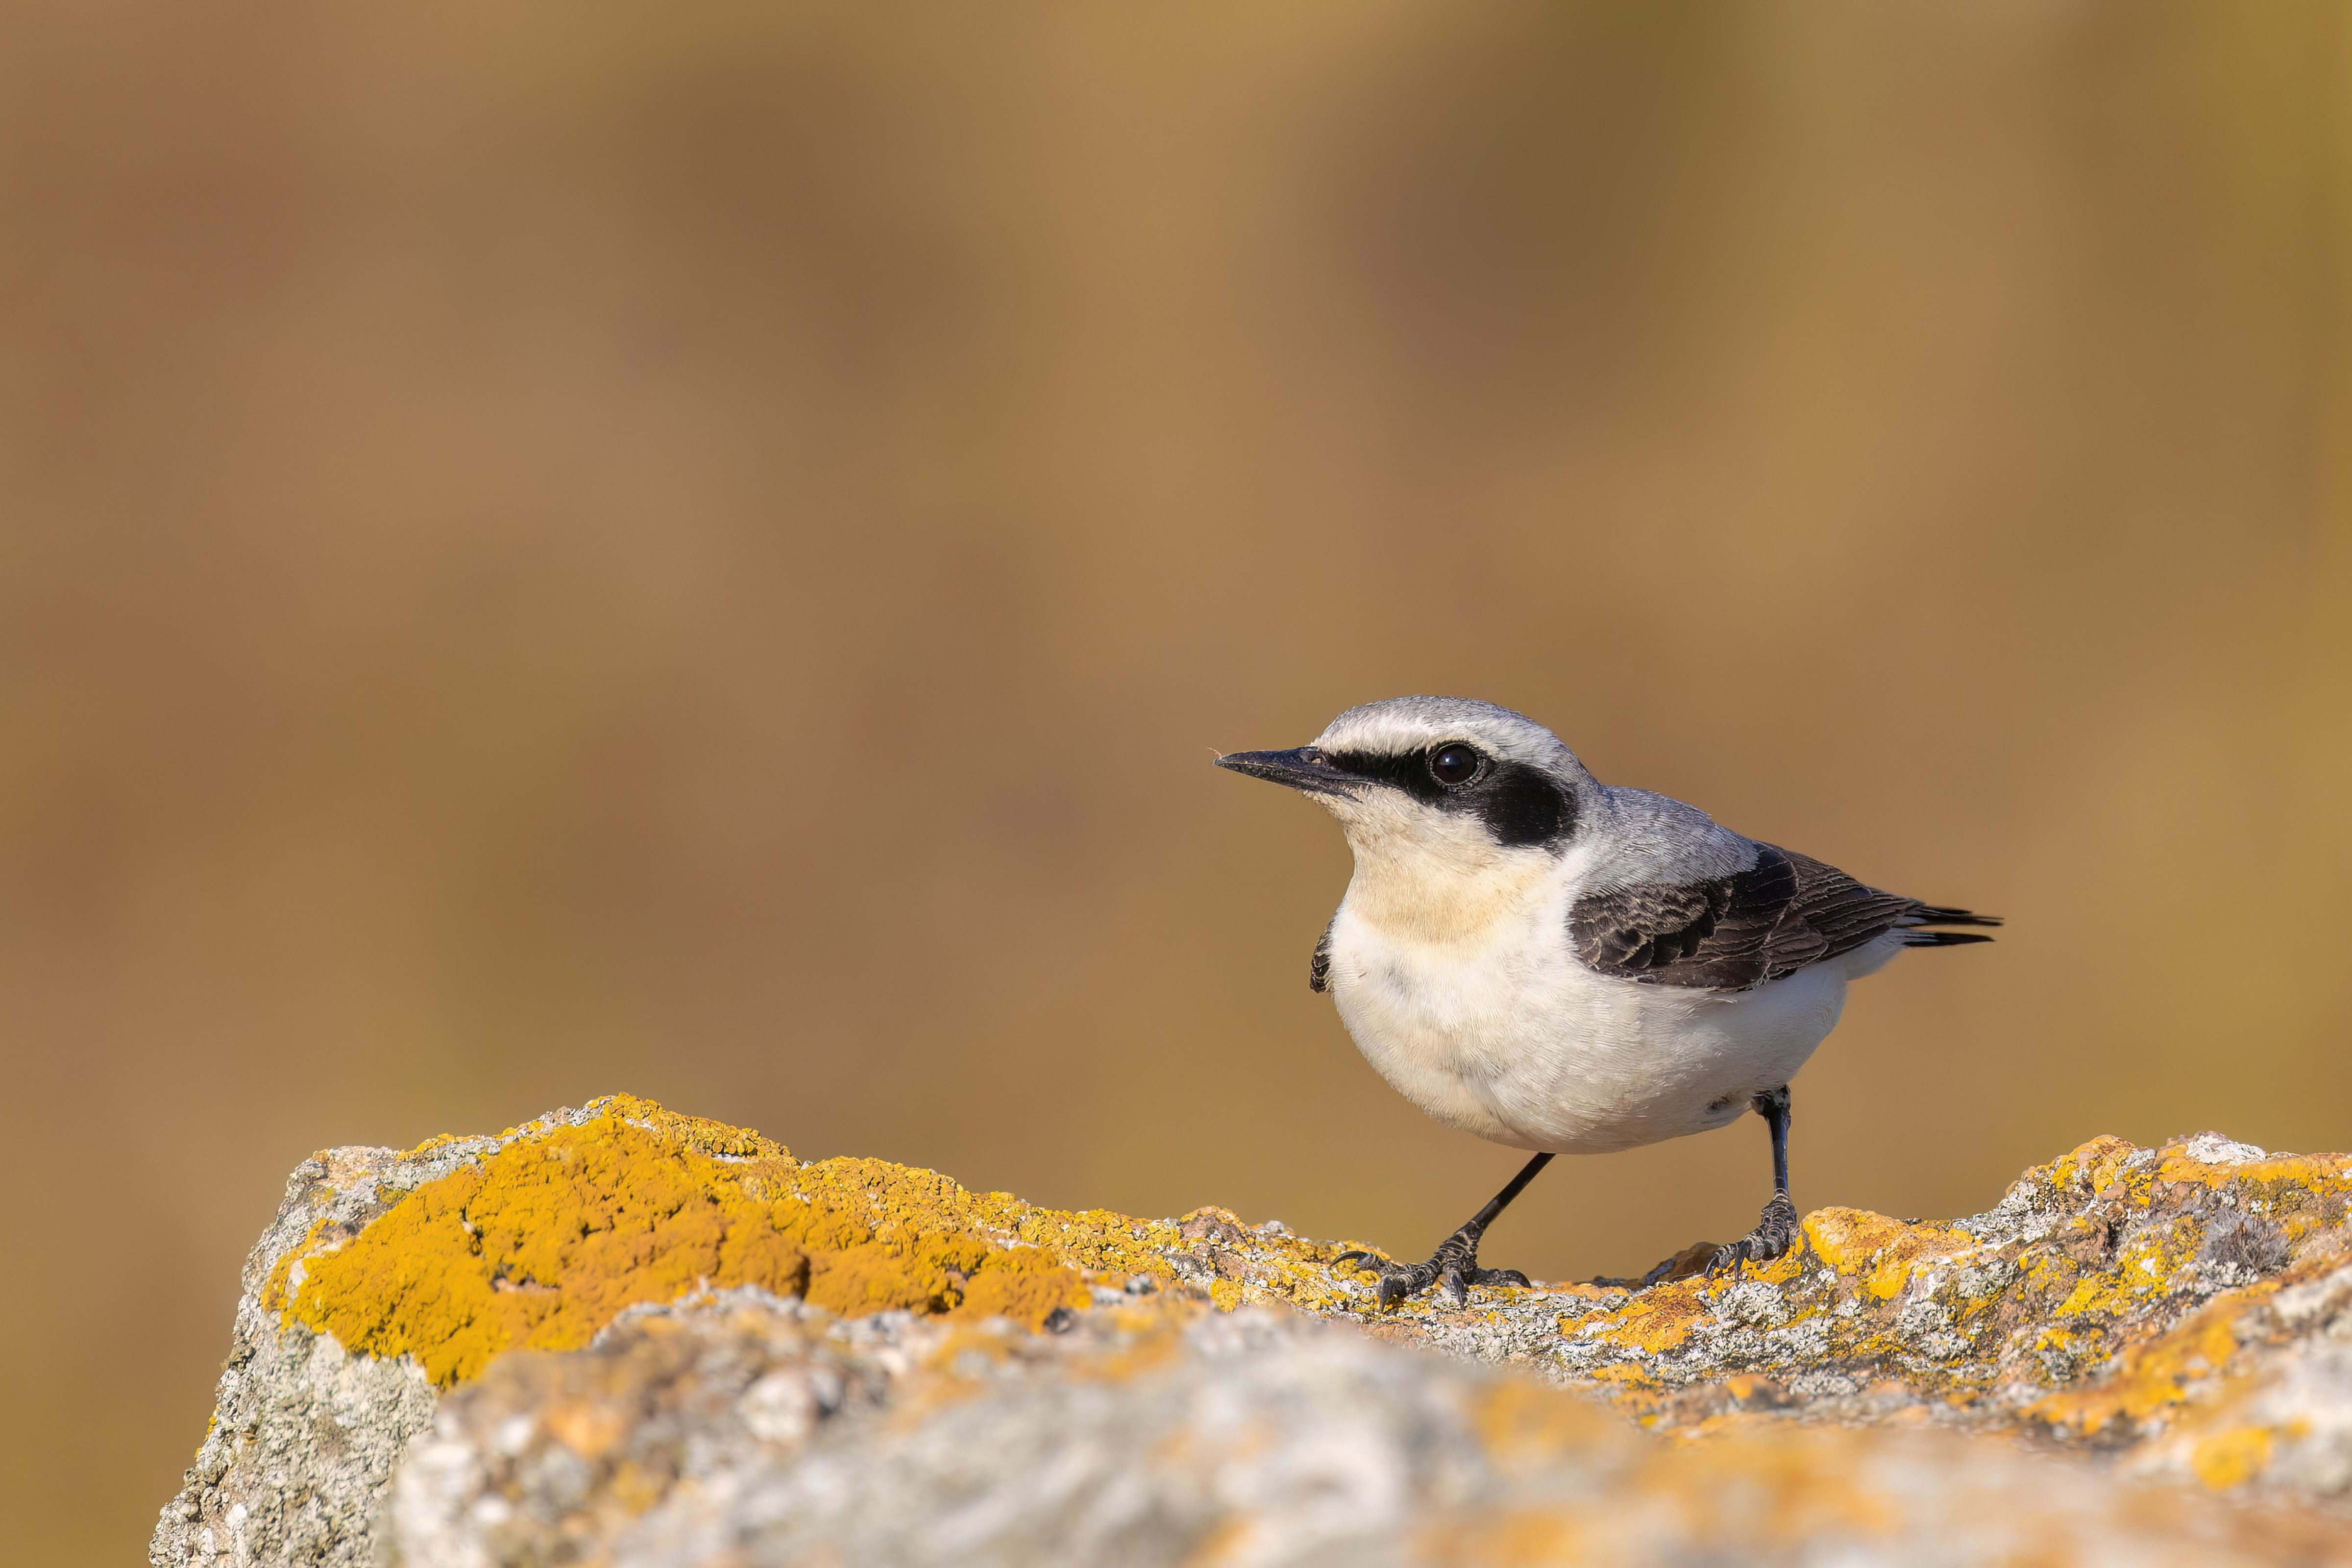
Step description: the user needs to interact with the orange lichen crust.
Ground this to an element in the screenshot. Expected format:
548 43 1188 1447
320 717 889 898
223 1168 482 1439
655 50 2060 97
269 1095 1124 1386
1558 1132 2352 1469
410 1286 2352 1568
262 1097 2352 1516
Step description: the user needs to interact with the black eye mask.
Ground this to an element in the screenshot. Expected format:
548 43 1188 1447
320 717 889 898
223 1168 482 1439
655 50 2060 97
1318 747 1576 849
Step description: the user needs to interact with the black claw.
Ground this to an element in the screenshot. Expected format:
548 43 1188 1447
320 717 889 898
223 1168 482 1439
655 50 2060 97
1471 1266 1532 1289
1335 1151 1555 1310
1342 1240 1526 1310
1372 1259 1438 1308
1596 1240 1718 1291
1615 1089 1800 1292
1705 1192 1801 1280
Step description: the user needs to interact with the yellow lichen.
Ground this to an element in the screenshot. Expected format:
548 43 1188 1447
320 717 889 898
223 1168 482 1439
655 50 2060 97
1473 1378 1622 1471
1806 1213 1976 1298
1640 1428 1905 1545
2028 1287 2264 1434
2158 1147 2352 1195
1801 1208 1911 1276
1590 1286 1705 1354
260 1096 2352 1518
2189 1426 2275 1489
276 1096 1102 1387
2039 1135 2148 1201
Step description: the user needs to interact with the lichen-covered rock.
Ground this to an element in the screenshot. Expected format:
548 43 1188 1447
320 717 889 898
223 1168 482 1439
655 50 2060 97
154 1096 2352 1566
386 1290 2352 1567
150 1106 615 1568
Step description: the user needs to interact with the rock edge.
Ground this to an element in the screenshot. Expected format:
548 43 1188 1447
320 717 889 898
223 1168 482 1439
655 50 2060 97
155 1097 2352 1566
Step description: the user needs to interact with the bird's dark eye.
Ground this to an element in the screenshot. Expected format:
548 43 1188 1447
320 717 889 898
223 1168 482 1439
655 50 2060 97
1429 744 1482 786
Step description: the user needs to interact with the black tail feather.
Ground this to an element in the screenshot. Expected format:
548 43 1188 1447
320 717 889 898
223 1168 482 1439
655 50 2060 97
1901 902 1999 949
1910 905 2002 928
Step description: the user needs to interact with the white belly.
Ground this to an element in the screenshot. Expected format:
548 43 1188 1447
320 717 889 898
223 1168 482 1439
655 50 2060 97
1325 903 1876 1153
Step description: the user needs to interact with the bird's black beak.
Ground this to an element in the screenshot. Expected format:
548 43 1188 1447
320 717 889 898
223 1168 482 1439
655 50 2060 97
1213 747 1358 798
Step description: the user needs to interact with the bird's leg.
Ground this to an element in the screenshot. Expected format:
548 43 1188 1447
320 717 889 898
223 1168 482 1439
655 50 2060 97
1705 1086 1799 1279
1336 1152 1553 1309
1595 1089 1801 1290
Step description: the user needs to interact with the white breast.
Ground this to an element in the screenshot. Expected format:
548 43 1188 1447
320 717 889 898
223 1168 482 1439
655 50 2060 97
1323 865 1865 1155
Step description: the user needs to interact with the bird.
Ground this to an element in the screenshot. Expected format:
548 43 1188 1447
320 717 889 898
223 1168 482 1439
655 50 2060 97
1215 696 1998 1307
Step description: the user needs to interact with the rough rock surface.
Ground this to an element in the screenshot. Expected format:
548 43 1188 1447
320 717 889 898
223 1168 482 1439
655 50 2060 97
156 1097 2352 1565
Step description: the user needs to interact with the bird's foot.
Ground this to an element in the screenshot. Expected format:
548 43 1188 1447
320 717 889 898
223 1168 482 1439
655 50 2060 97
1593 1194 1801 1291
1592 1240 1720 1291
1704 1191 1800 1280
1334 1231 1531 1309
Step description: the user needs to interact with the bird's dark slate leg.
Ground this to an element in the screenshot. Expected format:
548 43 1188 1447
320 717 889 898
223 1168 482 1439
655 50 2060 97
1706 1086 1799 1279
1594 1089 1800 1290
1336 1152 1552 1308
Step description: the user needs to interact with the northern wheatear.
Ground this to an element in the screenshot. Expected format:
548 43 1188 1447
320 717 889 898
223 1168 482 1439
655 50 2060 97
1217 696 1997 1306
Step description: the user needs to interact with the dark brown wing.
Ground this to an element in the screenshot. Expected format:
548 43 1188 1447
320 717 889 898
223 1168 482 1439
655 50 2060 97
1569 844 1990 991
1309 918 1334 993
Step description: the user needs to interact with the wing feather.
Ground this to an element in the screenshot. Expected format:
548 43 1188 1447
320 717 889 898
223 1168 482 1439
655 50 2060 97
1570 844 1995 991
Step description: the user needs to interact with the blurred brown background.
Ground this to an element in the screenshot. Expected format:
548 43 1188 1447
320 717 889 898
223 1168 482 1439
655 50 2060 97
2 1 2347 1560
